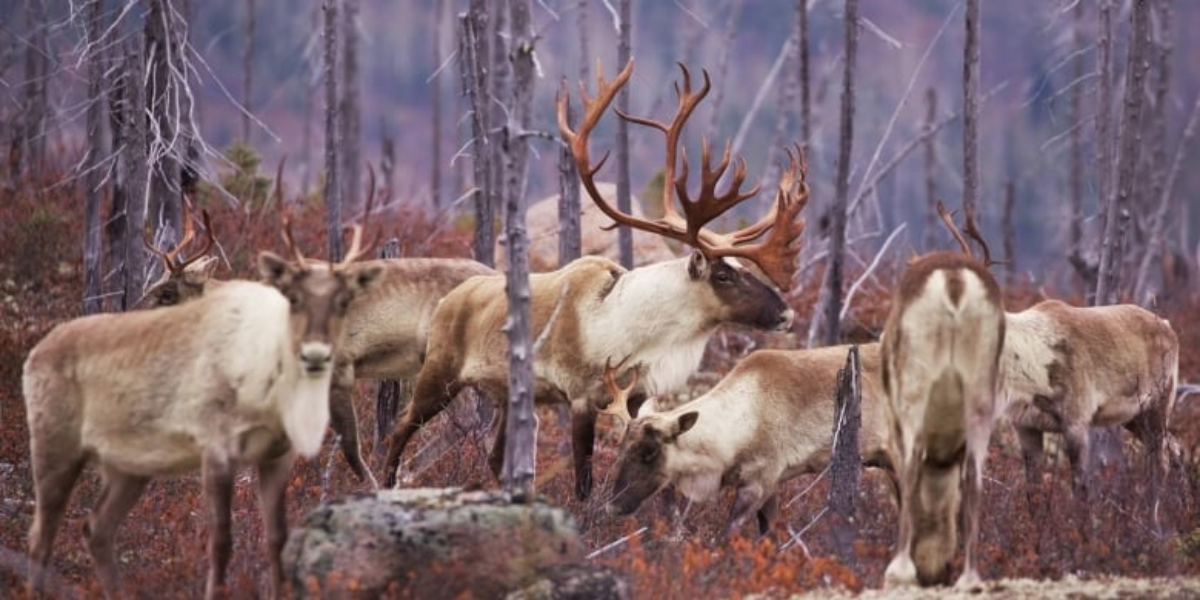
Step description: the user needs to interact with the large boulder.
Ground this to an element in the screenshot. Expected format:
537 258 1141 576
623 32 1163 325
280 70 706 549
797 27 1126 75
282 487 626 599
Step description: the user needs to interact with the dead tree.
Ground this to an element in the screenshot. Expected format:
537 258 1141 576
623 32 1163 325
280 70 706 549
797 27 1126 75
341 0 362 213
501 0 537 497
1096 0 1151 306
962 0 981 218
376 238 403 445
1068 0 1090 290
557 86 582 267
1091 0 1115 304
243 0 256 144
823 0 858 346
614 0 633 269
120 42 148 311
83 0 105 315
828 344 862 566
796 0 812 147
10 0 49 178
488 0 511 260
145 0 185 254
1003 180 1016 286
460 3 494 267
923 87 938 250
323 0 344 261
431 0 446 209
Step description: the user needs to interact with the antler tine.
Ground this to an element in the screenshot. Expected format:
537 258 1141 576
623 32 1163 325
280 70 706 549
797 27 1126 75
142 200 199 276
673 137 762 244
558 59 696 248
339 163 378 266
280 207 307 265
961 204 994 266
935 200 973 258
701 146 810 290
600 355 640 422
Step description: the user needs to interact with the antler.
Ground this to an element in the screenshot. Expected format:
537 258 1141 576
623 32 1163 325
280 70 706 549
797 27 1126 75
339 162 378 265
599 355 641 422
935 200 994 266
143 197 216 276
557 61 807 290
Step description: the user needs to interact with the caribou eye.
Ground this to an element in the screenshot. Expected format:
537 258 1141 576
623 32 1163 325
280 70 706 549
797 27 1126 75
159 287 179 304
714 270 733 285
641 446 659 464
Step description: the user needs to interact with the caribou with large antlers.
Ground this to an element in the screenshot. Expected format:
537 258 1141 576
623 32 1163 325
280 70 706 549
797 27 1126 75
23 224 381 599
881 203 1004 588
381 61 809 499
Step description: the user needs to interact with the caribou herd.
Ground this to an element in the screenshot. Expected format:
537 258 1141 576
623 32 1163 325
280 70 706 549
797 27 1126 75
22 61 1182 597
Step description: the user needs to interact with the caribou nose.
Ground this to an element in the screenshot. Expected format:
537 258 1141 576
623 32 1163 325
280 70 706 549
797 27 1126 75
775 308 796 331
300 342 333 374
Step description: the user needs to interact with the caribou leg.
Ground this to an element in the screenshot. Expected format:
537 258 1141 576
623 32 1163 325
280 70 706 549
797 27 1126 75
84 465 149 599
257 447 296 600
329 363 378 489
202 455 235 600
27 452 86 596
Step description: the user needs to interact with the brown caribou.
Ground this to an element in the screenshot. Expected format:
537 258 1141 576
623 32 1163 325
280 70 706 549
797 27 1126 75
881 203 1004 588
23 225 381 599
606 343 896 537
1000 298 1179 525
136 194 496 489
381 61 809 499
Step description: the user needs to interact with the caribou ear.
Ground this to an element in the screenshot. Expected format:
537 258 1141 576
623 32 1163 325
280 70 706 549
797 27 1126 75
348 264 384 295
258 251 295 289
688 252 710 280
671 411 699 439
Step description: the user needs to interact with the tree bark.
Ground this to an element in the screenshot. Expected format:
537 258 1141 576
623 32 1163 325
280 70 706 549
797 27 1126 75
828 345 862 565
962 0 981 218
461 3 494 268
431 0 446 209
823 0 857 347
923 87 938 250
1091 0 1115 306
145 0 183 257
488 0 510 262
614 0 634 269
577 0 591 83
11 0 49 177
797 0 812 147
324 0 344 261
376 237 403 444
121 41 148 311
558 86 582 267
502 0 537 498
1003 180 1015 286
1096 0 1151 306
341 0 362 210
83 0 105 315
243 0 256 144
1068 0 1088 289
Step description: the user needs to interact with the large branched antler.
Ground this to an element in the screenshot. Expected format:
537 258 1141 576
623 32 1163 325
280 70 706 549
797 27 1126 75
143 196 216 276
599 355 641 422
557 60 808 290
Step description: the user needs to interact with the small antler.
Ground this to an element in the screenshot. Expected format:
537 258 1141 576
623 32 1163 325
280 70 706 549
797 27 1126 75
936 200 995 266
143 197 216 276
338 163 379 266
599 355 640 422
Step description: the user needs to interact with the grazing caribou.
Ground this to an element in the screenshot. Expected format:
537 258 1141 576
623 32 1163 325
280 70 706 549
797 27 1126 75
606 343 896 537
1001 299 1179 523
881 204 1004 588
136 201 496 489
382 61 809 499
23 226 381 599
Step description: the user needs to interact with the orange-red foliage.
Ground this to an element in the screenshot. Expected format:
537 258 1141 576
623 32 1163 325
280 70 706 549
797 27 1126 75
1 167 1198 598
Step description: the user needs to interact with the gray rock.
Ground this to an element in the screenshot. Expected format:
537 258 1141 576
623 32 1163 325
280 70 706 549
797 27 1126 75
282 487 614 599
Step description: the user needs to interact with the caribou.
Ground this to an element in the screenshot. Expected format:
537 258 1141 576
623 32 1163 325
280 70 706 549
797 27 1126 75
381 61 809 499
23 225 381 599
881 204 1004 588
136 199 496 489
1000 298 1179 523
606 343 896 537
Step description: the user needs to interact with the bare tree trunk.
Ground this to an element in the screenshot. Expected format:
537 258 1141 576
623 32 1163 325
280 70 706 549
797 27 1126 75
502 0 537 498
823 0 857 347
380 117 395 203
962 0 981 219
179 0 200 199
323 0 344 261
301 6 318 194
1003 180 1015 286
1067 0 1090 289
243 0 256 144
431 0 446 209
11 0 49 178
488 0 510 262
461 3 494 267
704 0 745 140
341 0 362 210
105 40 129 309
375 237 403 445
145 0 184 255
797 0 812 148
83 0 105 315
121 41 148 311
923 87 938 250
1091 0 1115 306
577 0 590 83
558 87 582 267
828 344 862 565
615 0 634 269
1096 0 1151 306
